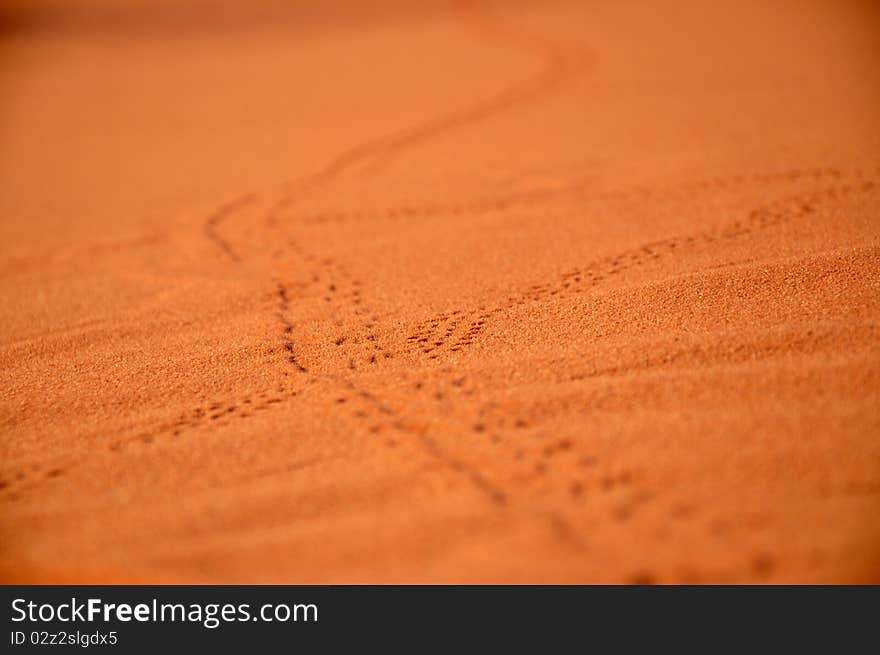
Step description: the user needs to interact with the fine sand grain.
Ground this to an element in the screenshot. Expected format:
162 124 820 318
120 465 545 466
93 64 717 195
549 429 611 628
1 0 879 583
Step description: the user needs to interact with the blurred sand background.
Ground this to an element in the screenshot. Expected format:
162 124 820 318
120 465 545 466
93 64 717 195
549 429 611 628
1 0 879 583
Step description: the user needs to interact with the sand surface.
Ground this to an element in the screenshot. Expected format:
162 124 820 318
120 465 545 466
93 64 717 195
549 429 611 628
1 0 879 583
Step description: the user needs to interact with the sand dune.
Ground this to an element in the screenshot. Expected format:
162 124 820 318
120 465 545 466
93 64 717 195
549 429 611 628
1 0 879 583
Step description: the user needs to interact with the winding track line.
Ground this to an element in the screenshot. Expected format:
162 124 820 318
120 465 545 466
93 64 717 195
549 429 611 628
204 193 256 263
199 0 595 505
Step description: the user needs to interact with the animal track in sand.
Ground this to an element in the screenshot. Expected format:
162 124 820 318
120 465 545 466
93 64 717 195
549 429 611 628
200 0 598 469
0 384 303 502
334 370 640 512
119 385 301 449
203 193 257 263
297 166 848 227
275 281 309 373
0 465 67 501
199 0 594 282
259 0 593 224
272 239 395 371
405 169 877 359
327 376 510 506
317 259 395 367
190 15 877 526
185 159 878 520
259 235 514 506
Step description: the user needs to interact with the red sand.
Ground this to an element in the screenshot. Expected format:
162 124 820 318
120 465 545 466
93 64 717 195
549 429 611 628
1 0 879 583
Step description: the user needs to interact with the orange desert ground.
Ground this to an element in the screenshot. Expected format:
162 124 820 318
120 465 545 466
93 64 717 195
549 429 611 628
1 0 879 583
